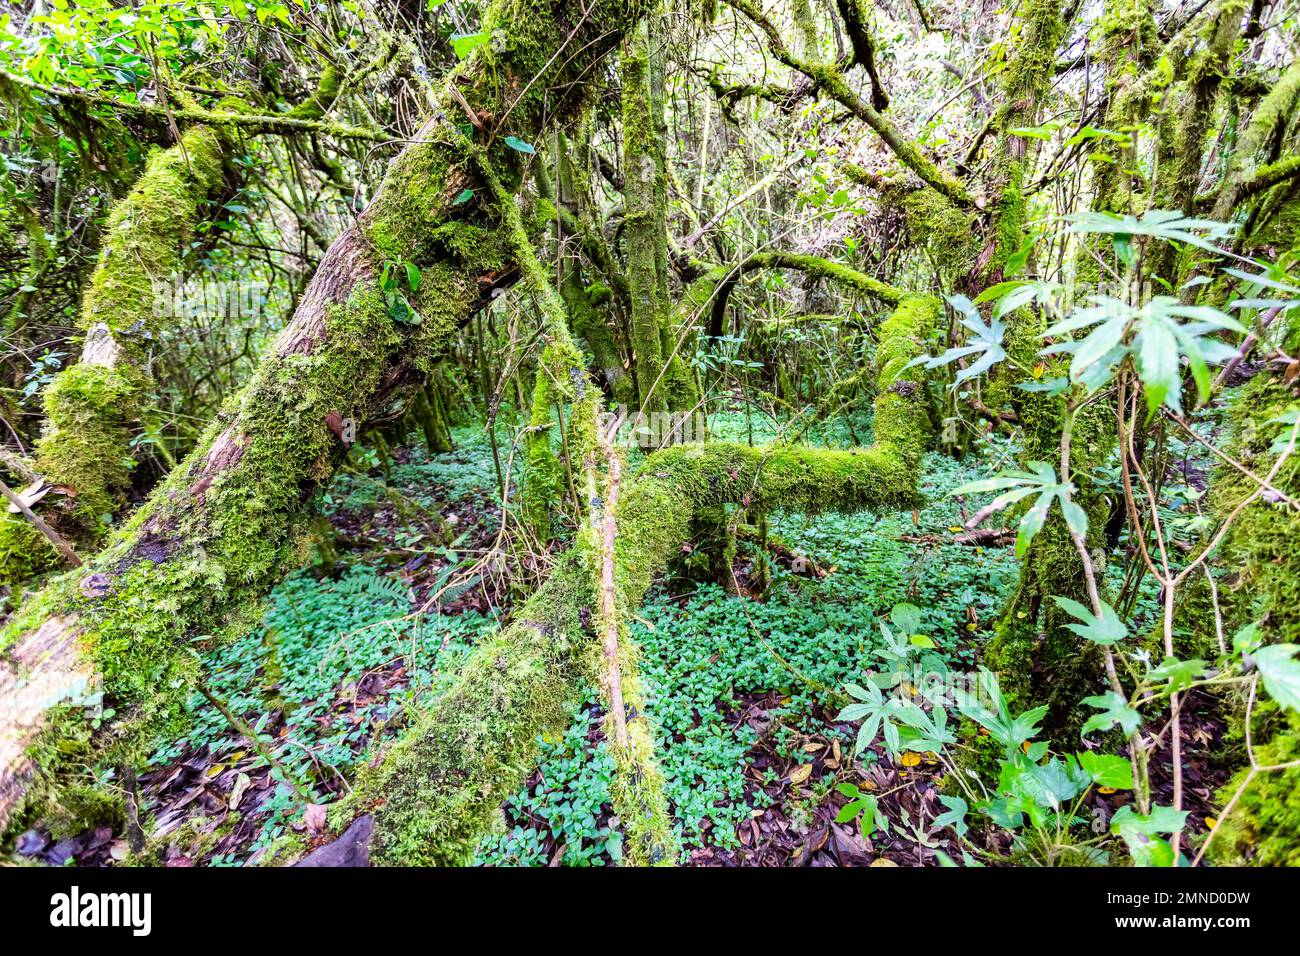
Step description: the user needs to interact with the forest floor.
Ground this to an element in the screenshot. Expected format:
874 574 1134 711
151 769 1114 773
13 407 1234 867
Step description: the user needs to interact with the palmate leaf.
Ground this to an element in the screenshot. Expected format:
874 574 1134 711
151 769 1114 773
1041 295 1246 414
1225 266 1300 312
932 795 969 838
906 294 1006 387
1066 209 1236 256
954 668 1047 756
1051 596 1127 645
1077 751 1135 789
973 278 1065 321
952 462 1087 557
1080 690 1141 737
1149 655 1207 696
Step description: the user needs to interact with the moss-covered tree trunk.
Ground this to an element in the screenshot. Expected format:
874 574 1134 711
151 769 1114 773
1204 349 1300 865
0 126 229 583
966 0 1120 734
620 15 699 415
535 136 632 405
0 0 654 837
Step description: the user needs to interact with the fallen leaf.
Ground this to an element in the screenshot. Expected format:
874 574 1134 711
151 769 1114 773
303 803 328 834
228 772 252 810
6 479 49 514
789 763 813 785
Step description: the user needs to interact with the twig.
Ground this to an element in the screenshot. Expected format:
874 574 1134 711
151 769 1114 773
0 476 81 567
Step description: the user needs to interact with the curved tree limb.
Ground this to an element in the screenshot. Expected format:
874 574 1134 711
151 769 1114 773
293 294 940 866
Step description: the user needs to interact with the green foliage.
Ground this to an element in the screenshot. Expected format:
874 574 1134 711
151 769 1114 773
954 461 1088 558
149 565 492 854
476 704 625 866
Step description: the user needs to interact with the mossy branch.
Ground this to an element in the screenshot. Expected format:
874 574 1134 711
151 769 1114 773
723 0 974 207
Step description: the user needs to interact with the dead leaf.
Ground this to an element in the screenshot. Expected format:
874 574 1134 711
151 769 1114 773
789 763 813 785
303 803 328 834
228 772 252 810
6 479 49 514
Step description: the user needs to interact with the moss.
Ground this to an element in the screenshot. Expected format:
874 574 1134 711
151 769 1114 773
0 127 228 580
520 344 575 539
1209 719 1300 866
1195 371 1300 866
604 647 678 864
2 0 666 849
621 20 669 414
1170 369 1300 863
0 514 62 584
898 187 980 268
1208 375 1300 643
1242 60 1300 157
285 65 343 121
34 363 139 524
873 294 942 472
541 149 634 406
345 552 592 865
78 126 226 345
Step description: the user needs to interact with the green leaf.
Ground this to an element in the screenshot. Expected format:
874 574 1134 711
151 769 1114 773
452 188 474 206
906 295 1006 387
1254 644 1300 712
1077 751 1134 789
1015 492 1053 559
835 702 874 722
1052 596 1127 645
1111 803 1188 835
1136 314 1180 415
890 602 924 635
835 799 866 824
1149 656 1206 695
932 795 969 837
503 135 536 154
404 262 420 292
1081 691 1141 737
450 31 490 59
